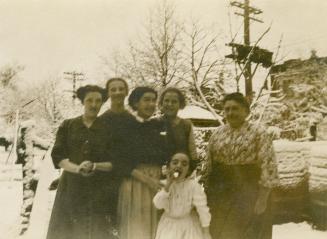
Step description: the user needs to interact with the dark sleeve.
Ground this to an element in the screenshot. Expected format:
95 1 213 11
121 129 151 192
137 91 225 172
51 120 69 169
109 117 138 177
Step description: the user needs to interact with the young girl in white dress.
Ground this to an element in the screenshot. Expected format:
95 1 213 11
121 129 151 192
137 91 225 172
153 152 212 239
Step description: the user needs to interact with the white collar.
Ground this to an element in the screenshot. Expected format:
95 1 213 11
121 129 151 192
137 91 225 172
129 108 152 123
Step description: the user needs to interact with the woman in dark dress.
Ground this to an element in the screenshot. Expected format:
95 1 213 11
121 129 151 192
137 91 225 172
158 87 197 161
206 92 279 239
98 78 136 228
46 85 115 239
118 87 170 239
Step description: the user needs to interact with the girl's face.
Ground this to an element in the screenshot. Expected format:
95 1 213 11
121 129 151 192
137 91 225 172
108 80 128 105
169 153 190 180
83 91 103 118
161 92 180 117
135 92 157 119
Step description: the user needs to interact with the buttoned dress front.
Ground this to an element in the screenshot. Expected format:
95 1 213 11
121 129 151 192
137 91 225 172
46 116 115 239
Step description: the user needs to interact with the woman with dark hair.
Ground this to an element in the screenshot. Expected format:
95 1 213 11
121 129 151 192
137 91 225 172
206 92 279 239
47 85 116 239
158 87 197 162
117 86 170 239
98 77 136 228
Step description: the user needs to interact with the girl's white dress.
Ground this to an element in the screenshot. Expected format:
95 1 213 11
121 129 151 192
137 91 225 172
153 178 211 239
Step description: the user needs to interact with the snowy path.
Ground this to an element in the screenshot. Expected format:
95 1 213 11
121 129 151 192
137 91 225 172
24 149 58 239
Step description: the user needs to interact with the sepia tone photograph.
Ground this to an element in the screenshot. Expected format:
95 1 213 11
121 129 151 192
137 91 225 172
0 0 326 238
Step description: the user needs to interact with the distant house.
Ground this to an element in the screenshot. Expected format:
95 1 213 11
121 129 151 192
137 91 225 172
271 54 327 102
178 105 222 127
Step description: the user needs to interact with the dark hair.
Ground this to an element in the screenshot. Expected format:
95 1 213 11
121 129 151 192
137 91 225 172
128 86 157 110
222 92 250 112
76 85 108 103
167 151 197 177
105 77 129 96
159 87 186 109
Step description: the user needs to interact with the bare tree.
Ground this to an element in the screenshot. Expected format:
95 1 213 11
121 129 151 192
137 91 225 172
104 0 184 89
34 77 62 124
182 21 228 124
0 64 24 88
32 77 81 125
0 64 26 124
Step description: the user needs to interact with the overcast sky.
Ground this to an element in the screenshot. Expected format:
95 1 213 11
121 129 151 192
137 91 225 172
0 0 326 87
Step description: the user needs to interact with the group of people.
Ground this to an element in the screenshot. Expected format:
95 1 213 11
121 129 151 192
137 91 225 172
46 77 279 239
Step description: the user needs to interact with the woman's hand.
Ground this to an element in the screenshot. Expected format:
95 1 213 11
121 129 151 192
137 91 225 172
254 186 271 215
131 169 164 191
147 177 164 191
254 196 267 215
78 161 94 177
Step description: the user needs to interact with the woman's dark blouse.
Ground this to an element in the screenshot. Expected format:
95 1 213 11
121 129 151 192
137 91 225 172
133 118 171 166
52 116 109 169
99 110 137 177
159 116 194 159
100 110 171 170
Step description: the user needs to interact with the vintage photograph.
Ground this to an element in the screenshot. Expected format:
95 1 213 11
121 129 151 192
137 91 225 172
0 0 326 238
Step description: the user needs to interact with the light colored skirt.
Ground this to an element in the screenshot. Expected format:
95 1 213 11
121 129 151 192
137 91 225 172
117 164 161 239
155 210 205 239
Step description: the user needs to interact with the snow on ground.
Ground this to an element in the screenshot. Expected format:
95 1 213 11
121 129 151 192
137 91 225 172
0 147 22 239
273 222 326 239
1 146 326 239
0 181 22 239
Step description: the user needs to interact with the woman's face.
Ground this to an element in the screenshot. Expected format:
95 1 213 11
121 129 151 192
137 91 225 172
169 153 190 180
223 100 249 128
135 92 157 119
83 91 103 118
161 92 180 117
108 80 127 105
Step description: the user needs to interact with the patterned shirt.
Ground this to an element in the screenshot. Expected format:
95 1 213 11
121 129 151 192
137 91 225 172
207 121 279 188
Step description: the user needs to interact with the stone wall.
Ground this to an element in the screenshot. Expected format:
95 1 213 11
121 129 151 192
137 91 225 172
16 122 50 234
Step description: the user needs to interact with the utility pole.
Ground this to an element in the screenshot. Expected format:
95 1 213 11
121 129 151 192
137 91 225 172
244 0 252 98
63 71 84 103
230 0 263 100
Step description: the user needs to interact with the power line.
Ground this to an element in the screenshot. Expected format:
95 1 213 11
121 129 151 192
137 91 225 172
63 71 85 102
229 0 264 99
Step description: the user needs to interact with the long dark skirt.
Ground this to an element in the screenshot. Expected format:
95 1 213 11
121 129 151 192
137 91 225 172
207 163 272 239
46 172 118 239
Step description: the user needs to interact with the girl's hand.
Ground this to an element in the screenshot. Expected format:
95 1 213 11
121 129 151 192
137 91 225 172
163 169 178 192
202 227 212 239
204 233 212 239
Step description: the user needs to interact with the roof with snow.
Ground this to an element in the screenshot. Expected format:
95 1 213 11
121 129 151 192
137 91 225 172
178 105 222 125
